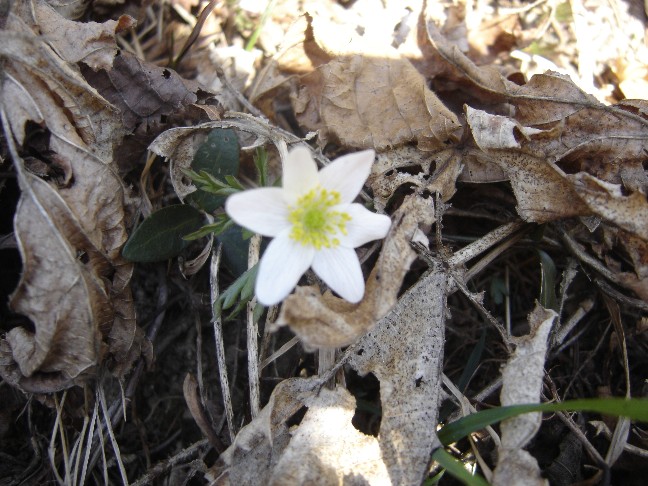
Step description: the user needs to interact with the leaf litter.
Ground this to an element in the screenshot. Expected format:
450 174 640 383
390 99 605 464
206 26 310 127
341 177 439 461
1 0 648 485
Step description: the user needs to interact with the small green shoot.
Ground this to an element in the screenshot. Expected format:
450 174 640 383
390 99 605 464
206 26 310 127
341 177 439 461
254 146 269 187
215 263 260 320
183 214 234 241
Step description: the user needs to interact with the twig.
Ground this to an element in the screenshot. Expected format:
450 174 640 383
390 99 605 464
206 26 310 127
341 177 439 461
247 234 262 418
130 439 210 486
210 246 236 442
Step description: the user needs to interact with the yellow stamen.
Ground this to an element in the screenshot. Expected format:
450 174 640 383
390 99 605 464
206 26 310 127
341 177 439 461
288 186 351 249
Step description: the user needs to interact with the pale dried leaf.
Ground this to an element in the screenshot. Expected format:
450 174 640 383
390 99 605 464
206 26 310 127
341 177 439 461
209 377 321 485
347 264 447 485
270 387 389 486
492 304 556 486
369 146 463 208
16 0 135 71
276 194 435 349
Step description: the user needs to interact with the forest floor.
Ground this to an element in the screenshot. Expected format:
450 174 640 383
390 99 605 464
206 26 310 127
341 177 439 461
1 0 648 485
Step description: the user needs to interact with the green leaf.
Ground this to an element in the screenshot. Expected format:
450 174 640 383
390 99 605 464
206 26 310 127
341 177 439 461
254 147 269 186
430 449 489 486
217 225 250 276
123 205 205 262
215 264 259 319
183 216 233 241
438 398 648 446
538 250 558 311
188 129 239 212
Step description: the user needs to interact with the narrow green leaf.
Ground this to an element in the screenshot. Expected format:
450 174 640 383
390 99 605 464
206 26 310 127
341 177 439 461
538 250 558 311
123 205 205 262
216 264 260 320
431 449 489 486
254 147 269 186
439 398 648 446
183 217 233 241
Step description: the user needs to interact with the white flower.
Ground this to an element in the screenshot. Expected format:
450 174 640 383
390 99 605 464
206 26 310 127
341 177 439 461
225 147 391 306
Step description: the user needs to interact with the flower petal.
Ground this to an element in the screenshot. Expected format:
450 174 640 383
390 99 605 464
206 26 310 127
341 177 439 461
283 146 319 199
318 150 375 203
255 230 315 306
312 247 364 303
225 188 291 237
337 203 392 248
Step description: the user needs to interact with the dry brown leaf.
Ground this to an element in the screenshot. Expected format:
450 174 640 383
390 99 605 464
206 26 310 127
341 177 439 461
276 194 435 349
466 104 648 241
149 116 294 201
0 2 147 392
294 53 460 150
288 13 460 151
492 304 556 486
1 173 110 392
347 263 447 485
82 50 203 132
17 0 135 72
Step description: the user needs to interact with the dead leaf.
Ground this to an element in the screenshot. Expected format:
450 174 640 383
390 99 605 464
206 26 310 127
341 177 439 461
81 50 204 132
347 263 447 485
15 0 135 72
0 2 148 392
1 173 109 392
369 146 463 208
492 304 556 486
209 377 321 485
276 194 435 349
270 387 389 485
289 14 460 151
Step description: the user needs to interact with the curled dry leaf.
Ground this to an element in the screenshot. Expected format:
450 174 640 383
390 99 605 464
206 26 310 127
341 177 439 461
347 263 447 485
148 116 293 201
492 304 556 486
465 102 648 239
369 146 463 209
82 50 205 132
0 2 149 392
211 379 389 485
276 194 436 349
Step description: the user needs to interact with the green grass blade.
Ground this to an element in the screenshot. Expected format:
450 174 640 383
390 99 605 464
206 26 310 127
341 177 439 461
431 448 489 486
439 398 648 446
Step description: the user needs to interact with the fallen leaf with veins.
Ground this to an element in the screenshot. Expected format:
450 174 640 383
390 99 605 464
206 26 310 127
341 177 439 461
275 194 435 349
82 50 204 132
466 105 648 240
0 2 149 392
16 0 135 72
290 15 460 151
347 263 447 485
492 304 556 486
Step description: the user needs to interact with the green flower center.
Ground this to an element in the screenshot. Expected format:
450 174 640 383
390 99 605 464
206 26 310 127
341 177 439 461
288 186 351 249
